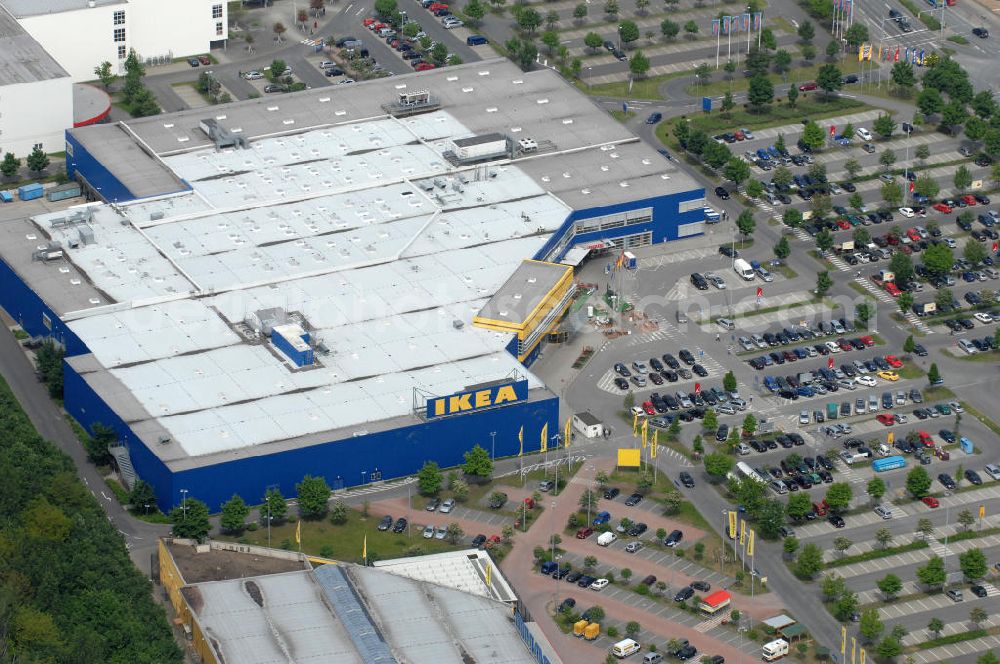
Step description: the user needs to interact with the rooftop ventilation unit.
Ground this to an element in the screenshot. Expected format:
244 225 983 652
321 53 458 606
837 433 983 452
445 133 512 166
199 118 249 150
32 241 64 263
381 89 441 117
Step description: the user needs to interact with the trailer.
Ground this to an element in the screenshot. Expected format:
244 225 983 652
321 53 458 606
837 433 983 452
872 455 906 472
623 251 637 269
0 191 12 203
583 623 600 640
704 207 721 223
17 183 43 201
451 133 509 162
573 620 589 637
46 182 82 202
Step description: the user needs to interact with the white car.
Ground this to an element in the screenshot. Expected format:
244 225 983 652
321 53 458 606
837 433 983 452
318 60 338 69
422 524 435 539
825 341 842 354
945 238 957 248
948 401 964 413
898 207 915 218
590 578 610 591
243 70 263 80
974 312 994 323
856 127 873 141
856 375 877 387
439 498 456 513
442 17 463 27
630 406 646 418
434 525 447 540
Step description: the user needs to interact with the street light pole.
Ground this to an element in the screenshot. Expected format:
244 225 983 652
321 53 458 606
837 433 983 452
180 488 188 522
490 431 497 461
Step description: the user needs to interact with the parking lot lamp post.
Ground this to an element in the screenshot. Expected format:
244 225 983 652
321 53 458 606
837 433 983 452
490 430 496 461
180 488 188 522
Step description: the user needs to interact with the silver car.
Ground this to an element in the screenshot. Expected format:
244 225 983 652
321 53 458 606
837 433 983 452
439 498 456 513
434 525 447 540
422 524 435 539
625 541 643 553
874 505 892 519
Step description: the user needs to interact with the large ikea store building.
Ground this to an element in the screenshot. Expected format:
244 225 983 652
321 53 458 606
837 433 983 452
0 58 705 509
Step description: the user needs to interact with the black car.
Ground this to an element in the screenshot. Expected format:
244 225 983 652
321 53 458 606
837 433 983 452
674 586 694 601
553 566 572 579
971 585 988 598
624 493 643 506
566 571 583 583
842 74 859 84
392 517 408 533
678 349 695 365
966 469 983 485
716 424 729 442
628 522 648 536
614 377 629 390
663 353 680 369
691 580 711 591
604 487 620 500
719 245 738 258
558 597 576 612
577 575 596 587
646 112 663 124
664 529 684 547
378 515 393 531
973 27 989 38
829 514 846 528
841 181 857 192
676 646 698 660
679 472 695 488
472 534 487 549
324 67 346 77
715 186 730 200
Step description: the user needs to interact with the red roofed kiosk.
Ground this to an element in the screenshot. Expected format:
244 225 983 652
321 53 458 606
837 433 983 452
699 590 731 615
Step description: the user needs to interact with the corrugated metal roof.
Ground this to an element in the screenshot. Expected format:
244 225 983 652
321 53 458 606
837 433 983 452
313 565 396 664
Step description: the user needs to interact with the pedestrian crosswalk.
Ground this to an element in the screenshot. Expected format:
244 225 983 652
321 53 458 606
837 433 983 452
827 253 850 272
792 227 811 242
300 37 324 46
925 534 954 558
853 276 895 303
694 613 727 633
904 311 933 334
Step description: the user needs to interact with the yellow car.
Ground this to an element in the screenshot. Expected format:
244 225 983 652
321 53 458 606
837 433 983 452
877 370 899 382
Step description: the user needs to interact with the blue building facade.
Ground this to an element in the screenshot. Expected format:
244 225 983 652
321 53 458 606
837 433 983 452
0 256 88 356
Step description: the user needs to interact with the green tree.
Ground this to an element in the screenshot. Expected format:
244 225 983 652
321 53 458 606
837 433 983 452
953 164 973 192
965 239 988 265
787 84 798 108
959 547 988 580
660 18 679 39
881 181 903 207
815 271 833 296
844 22 868 47
629 50 651 78
978 651 1000 664
683 19 698 36
784 536 800 557
797 20 815 41
747 75 774 111
736 210 755 238
928 362 942 385
782 208 803 228
957 508 975 531
833 536 853 556
879 148 897 171
916 555 946 589
620 567 633 584
917 87 944 118
541 30 560 54
891 61 916 90
801 43 817 62
941 100 968 136
584 32 605 54
579 488 599 512
702 408 717 431
417 460 444 496
745 178 763 199
913 173 940 200
94 61 117 90
329 498 349 525
927 617 944 637
374 0 397 17
917 517 935 538
773 49 792 74
463 444 494 479
445 522 465 544
220 494 250 533
866 477 886 503
774 235 791 260
545 9 559 29
855 301 873 328
760 28 777 50
824 482 853 513
859 608 884 643
695 62 712 84
297 475 332 518
825 40 840 59
604 0 619 15
619 20 639 46
517 8 542 33
877 573 902 600
626 620 641 636
873 114 897 139
816 229 834 253
821 573 847 600
263 487 287 523
128 479 157 514
841 158 861 181
794 543 824 579
816 64 843 95
801 120 825 150
905 466 932 498
170 497 211 540
573 3 588 21
0 152 19 178
916 143 931 164
787 492 813 520
25 146 50 174
833 591 859 621
876 636 902 659
723 157 751 186
922 243 954 278
703 141 731 169
853 227 871 246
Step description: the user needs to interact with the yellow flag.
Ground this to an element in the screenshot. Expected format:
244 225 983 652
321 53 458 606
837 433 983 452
518 425 524 457
485 562 492 587
739 519 746 546
295 520 301 545
632 412 639 437
540 422 548 452
728 511 737 539
851 637 857 664
887 431 894 445
860 648 866 664
362 534 367 561
858 44 864 61
877 45 882 61
641 418 649 449
841 626 847 656
747 528 755 556
564 417 572 448
651 430 658 459
980 504 986 519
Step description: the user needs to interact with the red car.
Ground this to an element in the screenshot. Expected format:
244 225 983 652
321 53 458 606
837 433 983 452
363 16 377 26
414 62 436 71
799 81 818 91
922 496 940 508
837 338 853 351
906 228 921 242
876 413 895 426
837 219 851 230
576 527 594 539
885 355 903 368
428 2 449 10
961 194 978 206
860 335 875 346
197 55 211 65
933 202 953 214
885 282 902 297
485 534 502 548
734 129 745 141
918 431 935 447
642 401 656 415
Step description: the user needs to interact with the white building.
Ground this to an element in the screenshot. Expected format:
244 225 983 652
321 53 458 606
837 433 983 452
1 0 228 82
0 7 73 155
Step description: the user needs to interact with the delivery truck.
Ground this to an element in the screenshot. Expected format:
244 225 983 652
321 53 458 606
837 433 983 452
611 639 641 658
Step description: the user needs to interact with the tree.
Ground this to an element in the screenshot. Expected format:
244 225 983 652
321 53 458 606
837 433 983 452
629 50 650 78
723 158 751 186
877 573 902 600
517 8 541 33
915 144 931 165
774 236 791 260
417 460 444 496
876 636 902 659
957 508 975 531
660 19 679 39
917 87 944 118
773 49 792 74
965 239 988 266
959 547 988 580
787 492 813 520
873 114 897 139
878 149 897 173
702 408 717 431
741 414 757 437
833 536 853 556
881 181 902 207
463 444 494 479
821 573 847 600
844 23 869 48
816 64 843 96
374 0 397 17
220 494 250 532
794 543 824 579
801 120 825 150
833 591 859 621
0 152 19 178
816 229 834 253
595 470 609 488
916 555 946 589
721 91 736 114
760 28 777 50
859 608 884 643
94 61 117 90
170 497 211 540
573 3 588 22
545 9 559 29
297 475 332 518
941 100 968 136
626 621 641 636
541 30 559 54
825 483 853 513
584 32 604 53
965 116 988 142
703 141 732 169
905 466 932 498
736 210 755 238
264 487 288 523
853 227 871 246
683 20 698 36
913 173 940 200
579 488 599 512
855 301 873 328
887 253 914 288
891 61 916 91
815 271 833 296
917 517 935 538
979 652 1000 664
797 20 815 42
619 20 639 46
783 208 803 228
784 536 800 558
703 452 734 481
747 75 774 111
695 63 712 85
954 164 973 192
465 0 487 23
604 0 619 15
787 84 798 108
128 479 157 514
329 498 349 525
584 555 598 570
25 146 49 174
801 44 816 62
875 527 894 549
922 244 954 278
620 567 633 584
928 363 942 385
927 616 945 637
745 179 764 201
272 21 288 42
865 477 886 505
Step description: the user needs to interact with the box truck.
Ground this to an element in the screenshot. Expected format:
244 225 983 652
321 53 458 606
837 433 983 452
573 620 589 637
583 623 600 640
733 258 755 280
611 639 641 658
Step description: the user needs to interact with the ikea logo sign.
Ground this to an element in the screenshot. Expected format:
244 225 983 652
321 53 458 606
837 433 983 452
426 380 529 419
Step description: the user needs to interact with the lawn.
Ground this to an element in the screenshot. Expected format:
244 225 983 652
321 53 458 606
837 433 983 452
579 70 688 100
685 59 869 97
896 364 925 380
609 110 636 122
657 96 871 150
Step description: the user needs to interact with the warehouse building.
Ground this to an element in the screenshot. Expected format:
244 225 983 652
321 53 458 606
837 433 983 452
0 59 704 510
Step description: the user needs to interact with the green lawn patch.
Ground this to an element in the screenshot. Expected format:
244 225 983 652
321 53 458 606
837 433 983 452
922 386 956 402
946 526 1000 543
898 0 941 30
916 629 986 650
580 70 687 100
610 110 636 122
897 364 925 380
685 61 867 97
941 347 1000 362
961 401 1000 439
824 540 928 568
947 35 969 45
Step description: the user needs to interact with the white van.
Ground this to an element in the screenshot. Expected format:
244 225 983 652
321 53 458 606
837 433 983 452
763 639 789 661
733 258 755 281
612 638 641 658
597 531 617 546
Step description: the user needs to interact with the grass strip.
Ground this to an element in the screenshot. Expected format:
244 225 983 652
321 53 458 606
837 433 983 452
824 539 928 568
